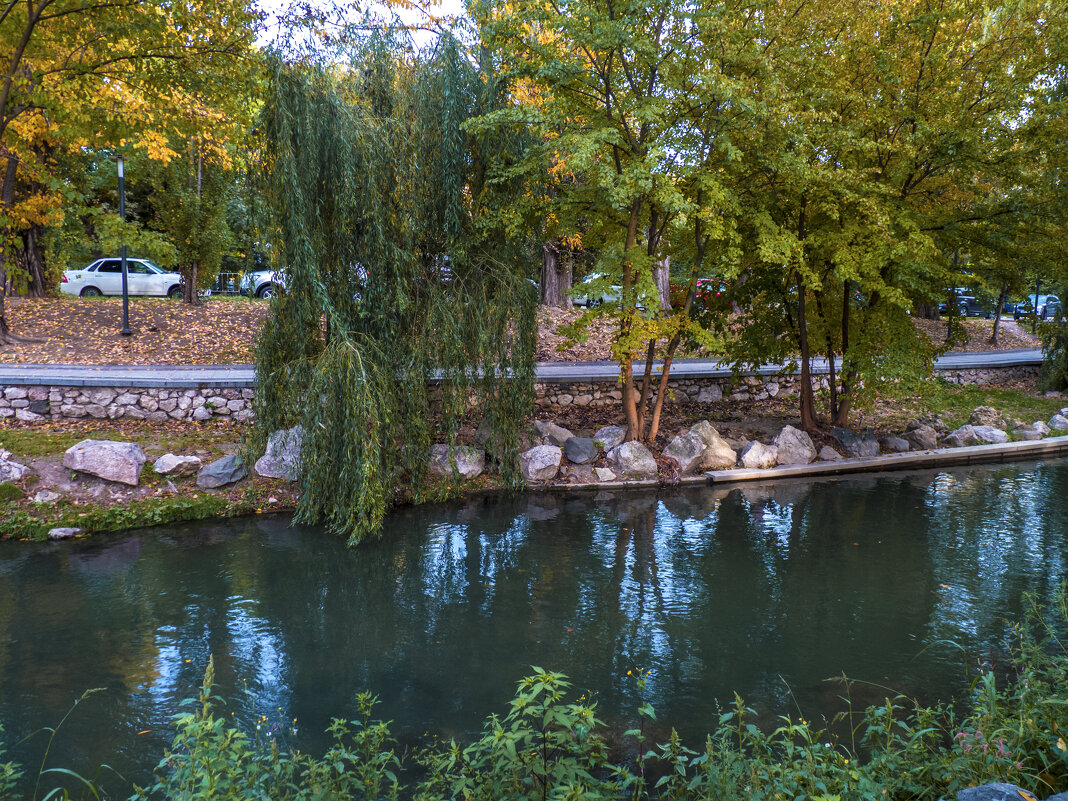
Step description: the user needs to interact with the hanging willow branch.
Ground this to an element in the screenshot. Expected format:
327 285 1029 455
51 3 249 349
252 35 536 544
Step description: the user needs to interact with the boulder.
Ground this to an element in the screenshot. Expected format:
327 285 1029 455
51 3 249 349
969 405 1005 428
520 445 563 481
772 425 816 465
739 441 778 469
881 436 910 453
1049 414 1068 431
534 420 575 447
663 432 707 475
62 439 146 486
943 424 980 447
428 445 486 480
971 425 1008 444
593 467 617 482
563 437 598 465
688 422 738 470
254 426 303 480
903 425 939 451
1033 421 1052 436
818 446 842 461
607 441 658 478
154 454 203 477
957 784 1041 801
563 464 597 483
33 489 62 504
196 455 248 488
832 428 880 458
48 527 82 541
0 449 29 482
1011 424 1042 441
592 425 627 450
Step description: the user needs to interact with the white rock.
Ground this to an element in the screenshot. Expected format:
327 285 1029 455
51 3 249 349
818 446 842 461
254 426 303 481
1049 414 1068 431
62 440 146 486
662 432 707 474
520 445 563 481
739 441 778 469
772 425 816 465
534 420 574 447
48 527 82 540
592 425 627 450
153 454 203 476
1033 421 1052 436
607 441 658 478
428 444 486 480
33 490 62 504
971 425 1008 444
593 467 617 482
689 421 737 469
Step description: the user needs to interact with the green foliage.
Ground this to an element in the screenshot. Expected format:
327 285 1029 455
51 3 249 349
0 495 228 541
0 481 25 502
0 725 22 800
252 38 536 544
1039 286 1068 392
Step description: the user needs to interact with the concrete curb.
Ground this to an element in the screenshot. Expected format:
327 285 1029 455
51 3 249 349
705 436 1068 484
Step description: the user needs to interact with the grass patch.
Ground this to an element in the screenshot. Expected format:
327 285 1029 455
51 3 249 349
0 426 237 460
875 378 1064 430
0 482 24 502
0 494 229 541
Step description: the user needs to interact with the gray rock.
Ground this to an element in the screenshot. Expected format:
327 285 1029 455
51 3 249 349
192 407 212 422
153 454 203 477
697 384 723 403
62 440 146 486
0 450 29 482
969 405 1005 428
33 490 62 504
563 464 597 483
972 424 1008 444
957 784 1038 801
428 444 486 480
818 446 842 461
943 424 980 447
903 425 939 451
520 445 563 482
196 455 248 488
562 437 597 465
607 441 658 478
832 428 880 458
739 441 778 469
689 422 738 470
773 425 816 465
1049 414 1068 431
1011 424 1042 441
534 420 575 447
1033 421 1052 436
663 432 707 475
254 426 303 480
47 527 82 541
592 425 627 450
593 467 617 482
882 436 910 453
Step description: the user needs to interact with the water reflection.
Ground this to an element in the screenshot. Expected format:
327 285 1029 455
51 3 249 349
1 460 1066 796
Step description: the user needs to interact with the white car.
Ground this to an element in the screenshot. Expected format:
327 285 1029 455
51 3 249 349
241 269 283 298
61 258 184 298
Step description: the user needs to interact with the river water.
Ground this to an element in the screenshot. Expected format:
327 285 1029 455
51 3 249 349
1 460 1066 794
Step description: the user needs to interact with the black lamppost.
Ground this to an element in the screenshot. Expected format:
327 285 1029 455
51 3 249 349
117 155 132 336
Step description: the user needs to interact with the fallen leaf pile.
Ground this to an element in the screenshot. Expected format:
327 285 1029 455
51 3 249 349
0 297 1040 367
0 297 267 365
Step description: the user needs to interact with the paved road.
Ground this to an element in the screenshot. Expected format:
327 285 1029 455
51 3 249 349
0 348 1043 388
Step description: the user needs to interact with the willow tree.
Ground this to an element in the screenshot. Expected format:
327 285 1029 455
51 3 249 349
252 36 536 544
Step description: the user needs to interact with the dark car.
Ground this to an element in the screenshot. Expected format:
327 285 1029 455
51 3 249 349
1013 294 1062 321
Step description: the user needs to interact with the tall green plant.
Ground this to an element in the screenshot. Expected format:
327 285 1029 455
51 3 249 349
252 36 536 544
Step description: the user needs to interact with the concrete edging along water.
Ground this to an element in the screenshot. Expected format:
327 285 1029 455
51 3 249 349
704 435 1068 485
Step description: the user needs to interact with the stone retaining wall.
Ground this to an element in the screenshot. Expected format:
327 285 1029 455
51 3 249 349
0 364 1041 423
0 385 254 423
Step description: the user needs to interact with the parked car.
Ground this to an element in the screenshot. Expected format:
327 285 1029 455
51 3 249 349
938 289 987 317
572 272 620 307
61 258 184 298
670 278 729 311
1013 294 1062 321
241 269 283 298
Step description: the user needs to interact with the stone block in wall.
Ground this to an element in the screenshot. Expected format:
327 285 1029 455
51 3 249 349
107 404 125 419
60 404 86 417
223 388 239 399
138 396 159 411
90 389 115 405
125 407 146 420
3 387 27 400
207 396 228 409
168 409 188 420
15 408 42 422
116 392 138 405
241 389 254 399
28 387 48 401
85 404 106 419
226 399 244 412
192 395 206 408
0 408 13 418
159 398 178 412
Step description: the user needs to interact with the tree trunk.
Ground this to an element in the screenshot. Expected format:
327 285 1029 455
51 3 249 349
653 255 670 312
620 199 643 441
20 224 47 297
832 280 853 427
539 242 572 308
797 276 818 432
989 284 1007 345
185 146 204 306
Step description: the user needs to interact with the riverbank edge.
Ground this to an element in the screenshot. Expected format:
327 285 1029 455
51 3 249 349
5 433 1068 543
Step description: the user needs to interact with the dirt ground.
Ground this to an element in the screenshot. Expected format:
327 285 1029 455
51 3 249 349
0 296 1041 366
